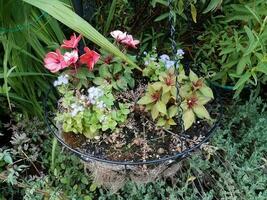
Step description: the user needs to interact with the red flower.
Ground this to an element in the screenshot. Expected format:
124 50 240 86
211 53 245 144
44 49 67 73
80 47 100 71
61 33 82 49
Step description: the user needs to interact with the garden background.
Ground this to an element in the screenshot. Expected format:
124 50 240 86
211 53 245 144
0 0 267 199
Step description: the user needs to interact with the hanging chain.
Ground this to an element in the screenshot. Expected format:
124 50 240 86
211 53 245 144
168 0 185 131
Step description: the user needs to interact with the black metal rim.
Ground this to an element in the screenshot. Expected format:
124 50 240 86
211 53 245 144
44 86 223 166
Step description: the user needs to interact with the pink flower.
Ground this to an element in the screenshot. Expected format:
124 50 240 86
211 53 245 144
63 50 79 66
121 35 140 49
80 47 100 71
110 30 127 42
44 49 68 73
110 30 140 49
61 33 82 49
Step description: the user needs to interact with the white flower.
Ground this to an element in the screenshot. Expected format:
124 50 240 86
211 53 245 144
176 49 185 57
143 51 147 55
159 54 170 62
165 60 175 69
53 74 69 87
99 115 108 123
70 103 84 117
96 101 106 110
87 87 104 105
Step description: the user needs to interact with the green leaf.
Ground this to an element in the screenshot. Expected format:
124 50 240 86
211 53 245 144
151 104 159 120
168 105 178 118
99 65 111 78
203 0 222 14
93 77 105 85
156 117 166 126
162 92 171 104
236 55 251 75
189 70 198 82
193 105 211 120
244 26 258 56
113 64 122 75
167 118 176 125
199 86 214 99
137 96 154 105
182 109 195 130
190 3 197 23
116 77 128 90
233 71 251 90
156 100 167 115
255 63 267 75
154 13 169 22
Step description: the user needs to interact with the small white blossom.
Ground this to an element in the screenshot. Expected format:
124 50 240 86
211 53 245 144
165 60 175 69
176 49 185 57
159 54 170 62
99 115 108 123
87 87 104 104
143 51 147 55
70 103 84 116
96 101 106 110
53 74 69 87
159 54 177 69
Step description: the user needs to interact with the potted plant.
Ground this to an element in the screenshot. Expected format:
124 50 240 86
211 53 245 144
43 30 221 189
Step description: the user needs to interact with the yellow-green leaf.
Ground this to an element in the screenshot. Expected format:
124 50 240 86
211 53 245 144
151 104 159 120
168 105 178 118
156 117 166 126
167 118 176 125
193 105 211 120
190 3 197 23
182 109 195 130
162 92 171 104
156 101 167 115
137 96 154 105
199 86 214 99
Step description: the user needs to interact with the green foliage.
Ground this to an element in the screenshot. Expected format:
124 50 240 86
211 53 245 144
142 50 168 81
178 69 214 130
138 68 178 128
99 97 267 199
93 51 135 91
55 84 130 138
196 0 267 98
0 1 64 118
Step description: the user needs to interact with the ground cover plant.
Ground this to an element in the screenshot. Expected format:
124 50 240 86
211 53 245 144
1 97 266 199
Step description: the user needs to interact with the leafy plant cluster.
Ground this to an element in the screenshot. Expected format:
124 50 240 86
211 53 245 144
139 54 214 130
93 50 135 91
55 83 130 138
196 0 267 97
0 118 96 200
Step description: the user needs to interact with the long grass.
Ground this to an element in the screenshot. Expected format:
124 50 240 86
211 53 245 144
0 1 65 118
23 0 139 69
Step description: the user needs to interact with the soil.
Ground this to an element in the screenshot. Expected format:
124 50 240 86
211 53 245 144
58 81 221 163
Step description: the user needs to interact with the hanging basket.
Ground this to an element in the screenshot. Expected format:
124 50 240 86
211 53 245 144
44 85 222 190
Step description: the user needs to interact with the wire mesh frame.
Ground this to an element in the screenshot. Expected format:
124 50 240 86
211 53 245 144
44 86 223 166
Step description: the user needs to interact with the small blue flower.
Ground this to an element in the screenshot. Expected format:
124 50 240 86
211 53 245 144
159 54 170 62
53 74 69 87
165 60 175 69
176 49 185 57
